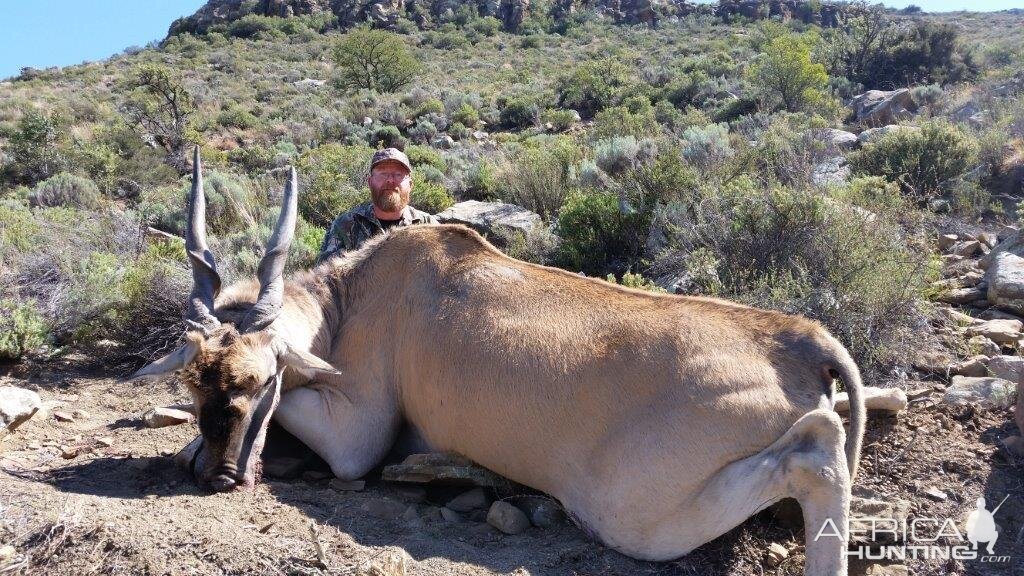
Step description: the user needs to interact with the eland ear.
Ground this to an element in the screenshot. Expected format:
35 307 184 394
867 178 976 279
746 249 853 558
275 341 341 381
130 333 203 382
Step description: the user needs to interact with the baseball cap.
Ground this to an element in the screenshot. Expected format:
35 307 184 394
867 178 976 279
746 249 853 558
370 148 412 173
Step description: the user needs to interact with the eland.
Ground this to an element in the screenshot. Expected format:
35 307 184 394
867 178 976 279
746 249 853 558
135 147 866 575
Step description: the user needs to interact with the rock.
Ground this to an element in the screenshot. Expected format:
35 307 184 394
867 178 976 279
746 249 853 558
811 156 851 187
850 89 919 126
392 485 427 502
432 134 455 149
834 387 907 414
471 130 489 141
53 410 75 423
439 507 463 523
950 101 984 128
912 349 953 375
1003 435 1024 457
936 286 986 305
977 232 999 249
401 505 424 527
60 445 80 459
0 386 41 439
142 407 193 428
96 436 114 448
964 318 1023 344
857 124 917 144
928 198 951 213
967 335 1001 357
0 544 14 563
173 436 204 472
985 232 1024 314
950 355 989 377
330 479 365 491
821 128 859 150
944 376 1016 408
436 200 542 240
950 240 982 258
865 565 910 576
362 116 373 126
987 355 1024 383
517 496 566 528
922 486 948 501
292 78 325 90
486 501 530 534
937 234 958 250
446 488 490 512
263 457 305 479
72 409 90 420
382 453 516 489
765 542 788 567
361 498 407 520
998 225 1019 242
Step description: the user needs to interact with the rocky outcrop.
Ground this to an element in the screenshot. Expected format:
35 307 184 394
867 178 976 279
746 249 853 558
850 89 919 127
436 200 542 239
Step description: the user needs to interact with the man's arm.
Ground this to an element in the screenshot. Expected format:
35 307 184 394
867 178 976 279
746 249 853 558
316 214 352 264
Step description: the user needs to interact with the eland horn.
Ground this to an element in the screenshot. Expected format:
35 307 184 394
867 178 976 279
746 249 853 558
240 166 298 332
185 146 222 333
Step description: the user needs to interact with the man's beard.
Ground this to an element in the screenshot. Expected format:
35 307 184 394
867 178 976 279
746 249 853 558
372 187 407 213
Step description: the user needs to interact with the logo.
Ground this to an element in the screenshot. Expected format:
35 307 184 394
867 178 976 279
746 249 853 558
815 494 1012 563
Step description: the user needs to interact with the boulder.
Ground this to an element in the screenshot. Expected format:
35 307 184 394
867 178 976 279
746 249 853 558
950 355 989 377
821 128 859 150
292 78 325 90
984 230 1024 315
811 156 851 187
963 318 1023 344
0 386 41 439
142 407 194 428
937 234 958 250
987 355 1024 383
436 200 542 239
944 376 1016 408
949 101 984 128
486 501 530 534
850 89 919 127
857 124 917 144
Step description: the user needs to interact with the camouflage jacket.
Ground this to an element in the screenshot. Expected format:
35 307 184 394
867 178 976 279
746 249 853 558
317 202 438 263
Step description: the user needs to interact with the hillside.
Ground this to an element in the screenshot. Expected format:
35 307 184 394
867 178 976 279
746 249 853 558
1 1 1024 574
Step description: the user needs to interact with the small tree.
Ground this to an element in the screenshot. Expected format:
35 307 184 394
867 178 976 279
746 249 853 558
118 64 197 173
5 109 69 185
748 34 829 113
333 27 419 93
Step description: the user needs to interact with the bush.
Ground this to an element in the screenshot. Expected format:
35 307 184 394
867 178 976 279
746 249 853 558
216 104 259 130
405 145 445 171
556 59 634 119
471 16 502 36
556 189 650 276
747 33 829 113
0 298 49 360
606 271 666 293
496 139 581 220
28 172 102 209
849 120 978 199
5 109 70 185
592 101 658 140
369 125 406 149
452 103 480 127
410 173 455 214
594 136 640 176
296 144 374 227
493 223 560 265
680 123 734 169
500 97 539 130
333 27 419 93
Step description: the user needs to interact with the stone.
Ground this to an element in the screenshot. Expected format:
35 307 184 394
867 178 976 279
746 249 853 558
292 78 325 90
857 124 917 144
936 286 986 305
1003 435 1024 457
967 335 1001 357
765 542 788 567
486 501 530 535
432 134 455 149
330 479 365 491
173 436 204 472
0 545 14 563
0 386 41 439
950 101 984 128
446 487 490 512
964 318 1023 344
471 130 489 141
944 376 1017 409
937 234 958 250
987 355 1024 383
834 387 907 414
382 453 516 489
436 200 542 241
986 235 1024 314
977 232 999 249
922 486 948 501
142 407 193 428
53 410 74 422
950 355 988 377
865 565 910 576
439 507 463 523
361 498 407 520
60 445 80 459
362 116 373 126
821 128 859 150
811 156 851 187
392 485 427 502
850 89 919 126
401 505 424 527
263 457 305 479
950 240 981 258
517 496 566 528
96 436 114 448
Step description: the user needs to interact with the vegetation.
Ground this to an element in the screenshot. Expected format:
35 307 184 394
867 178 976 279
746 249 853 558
333 27 420 93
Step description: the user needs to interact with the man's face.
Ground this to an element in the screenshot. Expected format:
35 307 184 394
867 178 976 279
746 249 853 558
368 160 412 213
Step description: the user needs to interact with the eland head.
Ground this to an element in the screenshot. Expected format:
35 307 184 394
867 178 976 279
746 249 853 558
133 146 338 492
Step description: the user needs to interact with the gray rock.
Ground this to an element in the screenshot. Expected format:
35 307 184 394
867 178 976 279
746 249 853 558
985 231 1024 315
142 407 193 428
436 200 542 239
950 101 984 128
850 89 919 126
517 496 566 528
330 478 365 491
937 234 958 250
821 128 859 150
432 134 455 149
987 355 1024 383
950 355 989 377
446 488 490 512
486 501 530 534
967 335 1002 357
440 507 463 523
936 286 987 305
944 376 1017 408
361 498 407 520
811 156 851 187
292 78 325 90
382 453 517 489
949 240 982 258
858 124 917 144
0 386 41 439
964 318 1022 344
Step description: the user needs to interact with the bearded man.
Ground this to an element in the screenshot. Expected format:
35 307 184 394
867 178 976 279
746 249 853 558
317 148 439 262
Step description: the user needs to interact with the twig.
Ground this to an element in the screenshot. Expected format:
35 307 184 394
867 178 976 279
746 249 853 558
308 520 327 569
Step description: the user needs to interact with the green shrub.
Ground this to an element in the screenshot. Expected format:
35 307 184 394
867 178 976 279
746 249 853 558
414 98 445 118
542 109 578 131
849 120 978 199
556 59 634 118
5 109 70 185
747 33 829 113
333 27 419 93
594 136 639 176
369 125 406 149
0 298 49 360
592 102 658 140
496 138 582 220
471 16 502 36
410 173 455 214
500 97 539 130
405 145 445 171
452 103 480 127
296 144 374 227
28 172 102 209
680 123 734 169
606 271 666 293
555 188 651 276
216 104 259 130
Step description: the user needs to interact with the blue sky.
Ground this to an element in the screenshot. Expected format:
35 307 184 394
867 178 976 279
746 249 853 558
0 1 1020 80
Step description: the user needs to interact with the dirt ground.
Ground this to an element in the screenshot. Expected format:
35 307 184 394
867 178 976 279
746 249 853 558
1 357 1022 576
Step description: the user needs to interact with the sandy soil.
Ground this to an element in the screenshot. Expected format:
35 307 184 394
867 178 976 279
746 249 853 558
0 358 1022 576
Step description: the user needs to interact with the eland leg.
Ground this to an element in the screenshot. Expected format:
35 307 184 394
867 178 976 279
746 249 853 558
617 409 850 576
274 380 400 480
